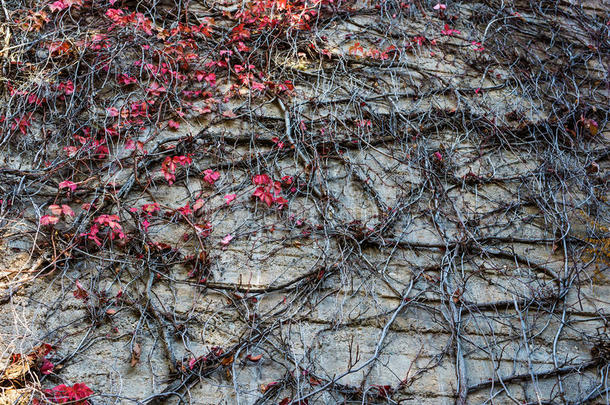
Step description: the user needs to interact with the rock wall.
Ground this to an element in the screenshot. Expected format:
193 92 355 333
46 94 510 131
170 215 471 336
0 0 609 404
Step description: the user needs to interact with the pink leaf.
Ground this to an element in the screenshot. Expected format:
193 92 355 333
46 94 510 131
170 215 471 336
192 199 204 211
252 174 271 185
40 215 59 226
204 73 216 87
117 73 136 85
274 196 288 207
178 203 192 216
59 180 77 192
251 81 265 91
61 204 75 217
40 358 54 375
73 280 88 300
224 194 236 204
142 203 160 214
220 234 233 246
441 24 461 36
43 383 93 404
147 82 166 96
49 204 63 216
188 357 198 369
203 169 220 185
168 120 180 130
49 0 68 12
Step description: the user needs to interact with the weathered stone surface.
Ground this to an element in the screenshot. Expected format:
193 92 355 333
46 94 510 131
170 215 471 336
0 0 608 404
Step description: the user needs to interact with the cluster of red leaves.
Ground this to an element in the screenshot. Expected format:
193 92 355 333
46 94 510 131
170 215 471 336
17 9 50 32
85 0 309 163
348 42 397 60
105 8 154 35
128 202 161 231
58 180 78 191
6 83 44 104
73 280 89 300
440 24 461 36
194 221 213 238
39 383 94 405
9 113 33 135
235 0 332 32
252 174 290 208
271 136 285 149
471 41 485 51
63 127 109 159
161 155 192 185
203 169 220 185
48 0 83 13
79 214 125 246
183 346 225 371
40 204 75 226
10 343 54 376
176 198 204 217
125 138 147 154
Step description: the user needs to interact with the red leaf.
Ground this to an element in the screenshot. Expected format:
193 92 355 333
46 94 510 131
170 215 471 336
253 174 271 185
117 73 137 85
188 357 197 369
40 215 59 226
147 82 166 96
372 384 393 398
178 203 192 216
349 42 364 55
49 204 62 216
73 280 88 300
168 120 180 130
203 169 220 185
441 24 461 36
246 353 262 362
40 358 54 375
274 196 288 207
224 194 236 204
220 234 233 246
107 107 119 117
142 203 160 215
192 199 204 211
59 180 77 192
43 383 93 405
61 204 74 217
49 0 68 12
